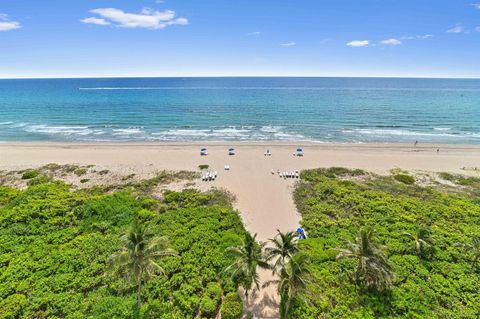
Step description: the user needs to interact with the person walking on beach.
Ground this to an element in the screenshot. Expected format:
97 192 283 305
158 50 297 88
414 140 418 147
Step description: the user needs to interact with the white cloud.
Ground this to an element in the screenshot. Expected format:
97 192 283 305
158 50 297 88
381 38 402 46
476 26 480 32
280 42 296 47
0 14 21 31
346 40 369 47
81 17 110 26
401 34 433 40
83 7 188 29
247 31 261 36
471 3 480 9
447 24 464 33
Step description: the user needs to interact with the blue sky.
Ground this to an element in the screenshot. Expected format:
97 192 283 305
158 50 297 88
1 0 480 78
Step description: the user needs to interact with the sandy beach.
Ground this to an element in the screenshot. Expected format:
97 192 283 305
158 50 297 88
2 142 480 245
2 142 480 318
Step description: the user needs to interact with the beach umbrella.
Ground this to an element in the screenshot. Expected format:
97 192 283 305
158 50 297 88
201 148 207 151
229 148 235 151
296 227 304 234
296 148 303 152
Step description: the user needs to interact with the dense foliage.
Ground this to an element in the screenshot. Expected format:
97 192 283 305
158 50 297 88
293 168 480 318
0 181 246 319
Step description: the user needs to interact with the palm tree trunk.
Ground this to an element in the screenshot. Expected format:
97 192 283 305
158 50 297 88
137 278 142 310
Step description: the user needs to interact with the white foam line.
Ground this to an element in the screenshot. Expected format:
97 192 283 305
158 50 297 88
79 87 480 91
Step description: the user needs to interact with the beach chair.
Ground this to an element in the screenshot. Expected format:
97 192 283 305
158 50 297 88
228 148 236 156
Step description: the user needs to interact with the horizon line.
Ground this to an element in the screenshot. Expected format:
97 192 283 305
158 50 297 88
1 75 480 80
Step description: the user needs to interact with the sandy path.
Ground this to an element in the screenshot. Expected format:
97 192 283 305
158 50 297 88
1 143 480 318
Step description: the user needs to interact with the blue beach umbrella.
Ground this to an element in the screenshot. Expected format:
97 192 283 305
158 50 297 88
201 148 207 151
229 148 235 151
296 227 304 234
296 148 303 152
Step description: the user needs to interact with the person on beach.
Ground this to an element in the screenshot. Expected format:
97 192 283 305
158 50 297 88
414 140 418 147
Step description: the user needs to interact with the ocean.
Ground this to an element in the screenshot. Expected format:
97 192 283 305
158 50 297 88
0 77 479 144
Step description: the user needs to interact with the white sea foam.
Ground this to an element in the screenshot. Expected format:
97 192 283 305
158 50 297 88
112 128 144 136
0 121 13 125
20 124 106 137
344 128 466 139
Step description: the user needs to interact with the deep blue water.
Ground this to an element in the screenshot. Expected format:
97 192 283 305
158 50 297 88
0 77 479 143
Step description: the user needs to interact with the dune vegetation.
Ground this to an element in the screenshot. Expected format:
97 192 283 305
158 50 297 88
1 166 480 318
292 168 480 318
0 179 246 319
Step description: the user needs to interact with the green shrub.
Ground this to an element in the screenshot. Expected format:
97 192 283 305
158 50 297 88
74 168 88 176
98 170 109 175
80 178 90 184
42 163 62 171
21 169 39 179
199 164 209 170
0 186 19 206
438 172 455 182
0 293 27 318
27 175 53 186
221 292 243 319
200 297 217 317
393 173 415 184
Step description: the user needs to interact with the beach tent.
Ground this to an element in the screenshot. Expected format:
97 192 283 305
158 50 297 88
296 148 304 156
228 148 236 155
200 148 208 156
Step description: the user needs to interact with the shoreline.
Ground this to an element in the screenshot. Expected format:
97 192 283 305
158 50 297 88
2 141 480 149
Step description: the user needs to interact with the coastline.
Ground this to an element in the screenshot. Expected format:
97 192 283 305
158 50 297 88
2 141 480 237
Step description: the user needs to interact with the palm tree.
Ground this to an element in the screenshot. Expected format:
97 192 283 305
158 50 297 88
456 236 480 269
265 229 299 273
263 252 314 319
402 227 435 259
225 232 268 302
336 228 394 292
109 222 177 309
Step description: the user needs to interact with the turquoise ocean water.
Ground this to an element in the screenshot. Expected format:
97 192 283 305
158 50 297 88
0 77 479 143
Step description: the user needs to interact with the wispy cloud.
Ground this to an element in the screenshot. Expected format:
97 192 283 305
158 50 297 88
81 17 110 26
400 34 433 40
381 38 402 46
0 14 21 32
471 3 480 9
247 31 261 36
82 7 188 29
280 42 296 47
447 24 465 33
346 40 369 47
